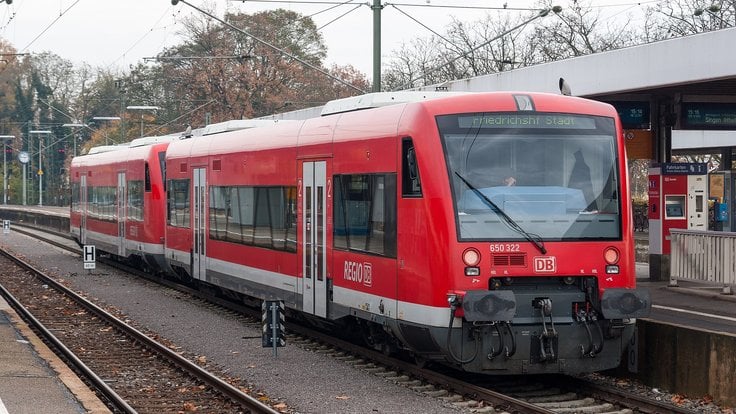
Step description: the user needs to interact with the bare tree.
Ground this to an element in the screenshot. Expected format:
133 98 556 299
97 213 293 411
642 0 735 42
382 1 643 90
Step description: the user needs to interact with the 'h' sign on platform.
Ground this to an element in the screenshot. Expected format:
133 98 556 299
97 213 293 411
83 245 96 270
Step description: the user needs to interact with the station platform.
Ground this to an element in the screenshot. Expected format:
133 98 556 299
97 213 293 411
0 296 110 414
635 262 736 335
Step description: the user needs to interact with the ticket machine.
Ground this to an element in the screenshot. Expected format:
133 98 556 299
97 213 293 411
648 163 708 280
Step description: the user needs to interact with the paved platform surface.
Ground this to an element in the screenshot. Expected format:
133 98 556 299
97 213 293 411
0 296 110 414
636 262 736 336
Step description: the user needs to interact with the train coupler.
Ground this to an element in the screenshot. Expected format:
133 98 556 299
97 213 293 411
575 308 604 357
533 298 558 362
486 321 516 360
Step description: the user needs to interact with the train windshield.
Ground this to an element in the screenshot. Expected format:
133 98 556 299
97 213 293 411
437 112 621 241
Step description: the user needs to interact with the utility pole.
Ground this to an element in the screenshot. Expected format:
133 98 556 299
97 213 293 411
372 0 383 92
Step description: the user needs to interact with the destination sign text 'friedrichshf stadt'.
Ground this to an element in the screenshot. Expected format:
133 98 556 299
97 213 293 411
458 114 597 130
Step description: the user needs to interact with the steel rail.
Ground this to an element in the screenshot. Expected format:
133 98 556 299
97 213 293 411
0 248 137 414
0 245 279 414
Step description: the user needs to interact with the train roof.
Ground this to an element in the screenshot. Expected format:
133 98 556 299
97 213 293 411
200 119 295 136
129 135 179 148
320 91 469 116
86 144 130 155
166 91 619 160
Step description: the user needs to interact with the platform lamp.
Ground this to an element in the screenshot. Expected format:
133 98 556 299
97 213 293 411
29 130 52 207
126 106 159 138
0 135 14 205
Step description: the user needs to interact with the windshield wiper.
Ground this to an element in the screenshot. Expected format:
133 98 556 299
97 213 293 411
454 171 547 255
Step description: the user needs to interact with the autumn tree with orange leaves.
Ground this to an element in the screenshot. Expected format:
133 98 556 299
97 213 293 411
144 8 368 129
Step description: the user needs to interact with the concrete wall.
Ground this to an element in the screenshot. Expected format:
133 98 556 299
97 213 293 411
626 320 736 407
0 209 69 235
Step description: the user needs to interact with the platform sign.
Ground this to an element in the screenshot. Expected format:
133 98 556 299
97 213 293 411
2 220 9 234
83 245 96 270
661 162 707 175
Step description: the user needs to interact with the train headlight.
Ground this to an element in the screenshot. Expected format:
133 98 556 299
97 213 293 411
604 247 620 264
462 248 481 266
462 248 481 276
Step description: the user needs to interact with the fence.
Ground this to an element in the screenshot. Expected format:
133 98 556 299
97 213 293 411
670 229 736 294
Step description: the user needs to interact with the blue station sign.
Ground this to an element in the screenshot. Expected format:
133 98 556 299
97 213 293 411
661 163 708 175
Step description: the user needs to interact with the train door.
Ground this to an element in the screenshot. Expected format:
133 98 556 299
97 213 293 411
117 172 126 256
192 168 207 281
302 161 329 317
80 174 87 245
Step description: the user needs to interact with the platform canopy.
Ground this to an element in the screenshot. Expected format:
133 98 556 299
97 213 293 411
415 27 736 159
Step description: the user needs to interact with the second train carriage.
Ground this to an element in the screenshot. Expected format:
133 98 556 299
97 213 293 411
72 91 650 375
70 137 171 270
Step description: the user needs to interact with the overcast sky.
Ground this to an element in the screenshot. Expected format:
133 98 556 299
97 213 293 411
0 0 651 81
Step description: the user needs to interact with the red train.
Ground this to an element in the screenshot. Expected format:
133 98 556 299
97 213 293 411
70 136 172 272
71 92 650 375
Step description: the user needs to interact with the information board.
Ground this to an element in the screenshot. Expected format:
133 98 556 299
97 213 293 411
682 102 736 129
610 101 650 129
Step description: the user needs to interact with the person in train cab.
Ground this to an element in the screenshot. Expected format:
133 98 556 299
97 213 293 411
503 175 517 186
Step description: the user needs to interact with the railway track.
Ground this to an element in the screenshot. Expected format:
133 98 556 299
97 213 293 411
0 248 278 414
284 326 699 414
5 224 701 414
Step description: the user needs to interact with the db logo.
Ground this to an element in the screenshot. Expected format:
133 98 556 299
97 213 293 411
533 256 557 273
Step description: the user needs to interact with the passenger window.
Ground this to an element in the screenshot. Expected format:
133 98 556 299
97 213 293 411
402 138 422 197
334 173 397 257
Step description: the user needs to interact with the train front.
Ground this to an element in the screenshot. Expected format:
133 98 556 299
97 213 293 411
429 93 650 374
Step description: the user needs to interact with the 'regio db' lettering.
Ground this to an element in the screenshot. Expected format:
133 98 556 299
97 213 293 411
344 260 373 287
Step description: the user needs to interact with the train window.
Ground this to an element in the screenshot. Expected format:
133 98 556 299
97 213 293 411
87 186 117 222
209 185 297 252
144 163 151 192
334 174 397 257
402 138 422 197
167 179 190 228
127 180 144 221
158 152 166 192
438 113 621 241
71 182 80 212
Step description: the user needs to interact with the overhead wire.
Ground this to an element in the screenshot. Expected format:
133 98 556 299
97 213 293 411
316 3 362 31
389 4 465 55
173 0 365 93
0 1 18 33
19 0 82 53
303 0 358 20
110 8 175 67
392 8 554 91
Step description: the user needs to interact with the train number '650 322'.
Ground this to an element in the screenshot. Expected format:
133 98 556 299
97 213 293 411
489 243 521 253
